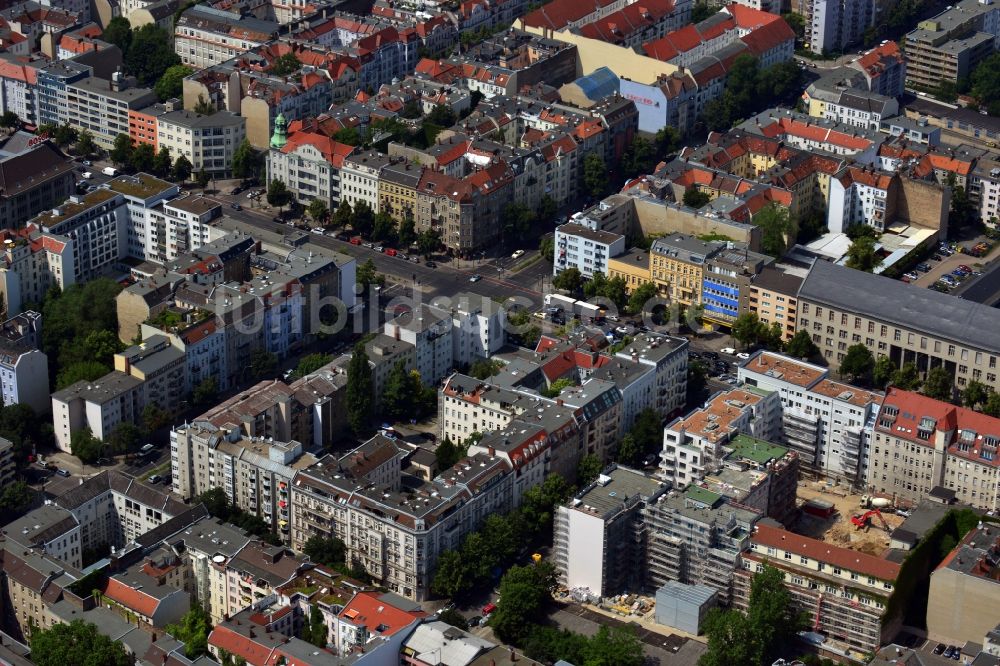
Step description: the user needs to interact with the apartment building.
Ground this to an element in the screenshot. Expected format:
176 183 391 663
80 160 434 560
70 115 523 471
646 487 761 605
747 265 805 343
341 150 392 213
905 0 1000 89
170 422 318 537
209 539 308 625
65 73 158 150
0 133 76 229
0 546 79 641
867 388 1000 512
797 259 1000 391
926 522 1000 646
51 335 186 451
650 234 723 309
0 54 43 125
363 333 416 405
266 122 355 208
808 0 876 55
379 160 421 221
290 436 513 600
849 40 907 98
174 5 279 69
106 171 178 261
553 223 626 279
32 188 128 283
736 522 900 653
659 387 782 488
156 109 246 177
447 291 506 368
553 465 669 597
702 246 772 327
739 351 883 483
0 310 49 413
384 303 454 386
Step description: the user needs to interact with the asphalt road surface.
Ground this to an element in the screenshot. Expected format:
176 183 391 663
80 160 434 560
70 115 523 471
213 196 547 307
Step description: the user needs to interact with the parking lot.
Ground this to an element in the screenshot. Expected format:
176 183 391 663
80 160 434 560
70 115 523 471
907 240 999 293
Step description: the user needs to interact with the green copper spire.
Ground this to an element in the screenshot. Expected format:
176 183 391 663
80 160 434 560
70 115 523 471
270 113 287 149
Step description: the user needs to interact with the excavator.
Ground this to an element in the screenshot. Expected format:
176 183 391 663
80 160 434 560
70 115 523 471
851 509 891 532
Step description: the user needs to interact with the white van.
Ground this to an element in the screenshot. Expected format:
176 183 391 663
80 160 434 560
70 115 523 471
102 166 118 176
81 171 92 179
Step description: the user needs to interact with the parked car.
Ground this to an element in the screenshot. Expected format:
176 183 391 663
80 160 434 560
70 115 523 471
410 256 420 263
482 603 497 616
374 245 384 253
720 347 737 355
350 236 362 245
736 352 751 360
56 468 71 477
141 443 155 454
958 264 972 272
943 646 956 659
903 272 919 281
363 242 374 249
149 474 162 484
384 248 397 256
933 644 946 655
511 249 525 259
310 227 325 235
425 261 437 268
916 263 931 272
469 274 482 282
81 159 91 166
702 351 719 360
468 616 482 627
231 185 244 195
932 254 943 261
230 203 242 211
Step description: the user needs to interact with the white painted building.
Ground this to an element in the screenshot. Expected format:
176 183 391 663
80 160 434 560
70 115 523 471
826 165 895 234
341 150 391 214
738 351 882 483
384 303 453 385
554 222 626 278
0 344 49 414
157 110 246 177
447 291 506 367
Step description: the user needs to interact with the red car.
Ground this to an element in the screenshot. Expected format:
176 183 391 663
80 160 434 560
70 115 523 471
350 237 362 245
957 265 972 273
482 603 497 615
384 247 397 256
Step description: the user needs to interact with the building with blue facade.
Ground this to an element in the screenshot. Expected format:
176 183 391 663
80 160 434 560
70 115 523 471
702 247 772 327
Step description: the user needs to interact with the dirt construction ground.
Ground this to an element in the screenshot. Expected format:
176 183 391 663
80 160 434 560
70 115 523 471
794 482 907 557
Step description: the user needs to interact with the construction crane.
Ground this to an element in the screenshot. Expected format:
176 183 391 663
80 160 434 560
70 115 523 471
851 509 890 532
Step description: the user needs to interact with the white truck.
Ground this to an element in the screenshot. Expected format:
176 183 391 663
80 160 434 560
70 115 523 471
102 166 118 177
544 294 577 312
860 495 893 509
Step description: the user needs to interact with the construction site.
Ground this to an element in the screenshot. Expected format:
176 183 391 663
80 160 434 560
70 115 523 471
794 482 908 557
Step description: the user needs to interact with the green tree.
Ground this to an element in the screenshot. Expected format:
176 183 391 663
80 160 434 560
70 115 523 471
427 104 457 127
683 188 711 208
153 146 172 178
0 110 19 128
621 136 658 179
616 433 641 467
435 435 464 471
469 358 503 379
266 179 291 209
294 353 333 378
576 454 602 485
303 535 346 566
270 52 301 76
873 355 897 388
231 139 261 180
100 16 132 53
193 95 216 115
539 195 558 223
30 619 132 666
192 377 218 406
0 480 33 519
155 64 193 101
106 422 142 455
436 608 468 630
922 366 954 402
71 427 102 464
331 200 352 229
250 349 278 379
395 215 414 246
304 605 326 647
197 487 230 520
845 234 881 272
172 155 192 182
731 312 763 349
142 404 171 431
125 24 181 86
416 228 441 256
346 346 374 434
306 198 329 225
195 169 211 188
756 203 792 258
539 236 555 262
552 267 583 293
963 379 990 409
583 626 644 666
627 281 659 315
782 11 806 38
501 202 537 238
165 600 212 657
891 362 921 390
971 51 1000 115
131 143 155 173
332 126 361 146
491 562 557 643
371 211 397 243
839 344 875 383
75 129 97 157
56 360 110 390
356 258 383 291
110 133 133 167
785 330 818 359
431 549 467 598
984 391 1000 417
351 200 375 236
582 152 607 198
691 2 716 21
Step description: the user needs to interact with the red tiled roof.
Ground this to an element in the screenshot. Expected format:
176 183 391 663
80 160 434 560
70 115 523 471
208 625 275 666
739 18 795 56
338 591 424 636
757 116 872 151
521 0 619 30
578 0 676 43
751 523 901 581
856 40 903 78
103 577 159 617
